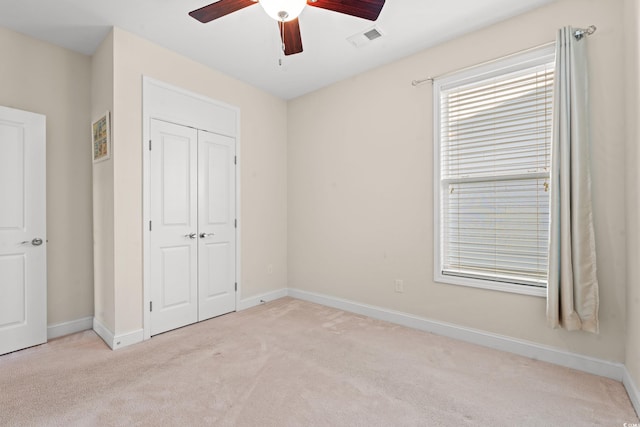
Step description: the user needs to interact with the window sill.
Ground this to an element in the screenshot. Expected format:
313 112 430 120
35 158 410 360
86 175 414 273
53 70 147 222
434 272 547 297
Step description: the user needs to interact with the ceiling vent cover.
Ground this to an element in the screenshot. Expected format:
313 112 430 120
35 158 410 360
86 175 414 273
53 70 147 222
347 26 384 48
363 28 382 41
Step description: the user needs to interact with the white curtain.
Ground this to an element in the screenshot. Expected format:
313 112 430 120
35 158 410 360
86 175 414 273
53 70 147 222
547 27 599 333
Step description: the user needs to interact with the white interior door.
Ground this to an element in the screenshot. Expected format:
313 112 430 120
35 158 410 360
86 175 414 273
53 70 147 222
0 106 46 355
149 119 198 336
149 121 237 336
198 130 236 320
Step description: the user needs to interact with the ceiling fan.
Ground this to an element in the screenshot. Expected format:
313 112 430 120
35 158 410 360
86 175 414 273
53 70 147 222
189 0 386 56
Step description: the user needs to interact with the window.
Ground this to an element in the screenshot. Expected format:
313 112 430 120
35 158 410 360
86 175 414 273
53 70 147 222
433 46 555 296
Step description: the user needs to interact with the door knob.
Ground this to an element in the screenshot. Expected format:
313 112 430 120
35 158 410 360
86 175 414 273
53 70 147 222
199 233 215 238
185 233 197 239
21 238 44 246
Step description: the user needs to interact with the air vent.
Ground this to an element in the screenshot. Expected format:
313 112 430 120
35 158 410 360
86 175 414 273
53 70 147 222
363 28 382 41
347 26 384 48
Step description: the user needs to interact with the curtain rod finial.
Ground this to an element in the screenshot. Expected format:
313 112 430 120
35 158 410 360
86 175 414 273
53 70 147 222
574 25 596 40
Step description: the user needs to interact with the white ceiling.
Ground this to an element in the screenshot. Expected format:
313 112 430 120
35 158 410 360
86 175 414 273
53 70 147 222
0 0 556 99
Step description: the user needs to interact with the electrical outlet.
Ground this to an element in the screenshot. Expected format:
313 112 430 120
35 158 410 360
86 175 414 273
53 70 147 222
394 279 404 293
267 264 274 274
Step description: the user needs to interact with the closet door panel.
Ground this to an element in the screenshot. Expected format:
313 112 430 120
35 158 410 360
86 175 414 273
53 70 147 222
198 130 236 320
149 120 198 336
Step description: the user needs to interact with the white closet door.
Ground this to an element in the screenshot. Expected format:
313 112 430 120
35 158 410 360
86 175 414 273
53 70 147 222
149 119 198 336
198 130 236 321
0 106 46 355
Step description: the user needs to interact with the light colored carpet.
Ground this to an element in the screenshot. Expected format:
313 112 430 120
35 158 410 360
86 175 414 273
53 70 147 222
0 297 637 426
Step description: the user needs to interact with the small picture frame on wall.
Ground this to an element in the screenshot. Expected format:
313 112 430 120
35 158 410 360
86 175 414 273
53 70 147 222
92 111 111 163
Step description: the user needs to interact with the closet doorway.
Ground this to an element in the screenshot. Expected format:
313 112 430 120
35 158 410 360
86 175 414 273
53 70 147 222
149 120 236 336
143 78 240 339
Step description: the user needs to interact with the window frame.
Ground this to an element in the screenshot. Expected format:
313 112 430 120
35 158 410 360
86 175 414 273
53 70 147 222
433 45 555 297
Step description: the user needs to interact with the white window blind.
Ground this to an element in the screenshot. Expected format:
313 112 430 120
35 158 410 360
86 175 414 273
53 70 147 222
435 47 554 291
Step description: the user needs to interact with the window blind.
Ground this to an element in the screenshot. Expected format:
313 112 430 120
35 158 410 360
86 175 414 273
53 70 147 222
439 61 554 287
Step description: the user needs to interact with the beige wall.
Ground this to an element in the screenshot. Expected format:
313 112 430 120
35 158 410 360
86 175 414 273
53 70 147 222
91 32 116 331
288 0 627 362
108 28 287 334
0 27 94 326
625 0 640 389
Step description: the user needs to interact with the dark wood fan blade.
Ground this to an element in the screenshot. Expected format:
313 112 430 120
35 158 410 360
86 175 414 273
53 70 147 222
279 18 303 56
308 0 385 21
189 0 257 23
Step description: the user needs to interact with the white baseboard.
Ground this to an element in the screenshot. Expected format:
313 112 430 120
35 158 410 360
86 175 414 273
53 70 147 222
93 317 115 349
287 288 625 381
112 329 144 350
93 317 143 350
238 288 288 311
624 366 640 418
48 317 93 340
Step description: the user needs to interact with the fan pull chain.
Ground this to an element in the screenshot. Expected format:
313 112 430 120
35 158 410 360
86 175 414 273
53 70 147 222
279 20 285 67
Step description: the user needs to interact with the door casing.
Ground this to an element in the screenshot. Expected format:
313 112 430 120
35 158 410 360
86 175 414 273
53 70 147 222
142 77 241 341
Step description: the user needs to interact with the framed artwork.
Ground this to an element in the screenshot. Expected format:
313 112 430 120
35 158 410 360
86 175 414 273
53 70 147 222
92 112 111 162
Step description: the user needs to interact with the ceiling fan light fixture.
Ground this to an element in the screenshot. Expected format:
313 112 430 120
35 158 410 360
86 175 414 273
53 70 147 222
260 0 306 22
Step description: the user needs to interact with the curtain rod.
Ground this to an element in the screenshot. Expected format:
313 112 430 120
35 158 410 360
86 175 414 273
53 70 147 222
411 25 597 87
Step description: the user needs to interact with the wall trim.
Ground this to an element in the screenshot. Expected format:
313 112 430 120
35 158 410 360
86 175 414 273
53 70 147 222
113 329 144 350
93 317 143 350
287 288 625 381
93 317 115 349
48 317 93 340
238 288 288 311
624 366 640 418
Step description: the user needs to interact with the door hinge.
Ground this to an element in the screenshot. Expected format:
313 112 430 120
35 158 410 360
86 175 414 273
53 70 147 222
150 301 153 312
149 220 152 231
149 139 152 151
235 282 237 292
234 156 237 165
234 219 237 228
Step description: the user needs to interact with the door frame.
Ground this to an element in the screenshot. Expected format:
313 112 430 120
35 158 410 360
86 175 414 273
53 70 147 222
142 77 241 341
